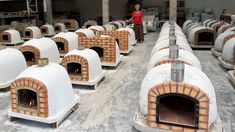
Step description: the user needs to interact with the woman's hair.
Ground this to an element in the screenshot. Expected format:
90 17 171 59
135 3 142 10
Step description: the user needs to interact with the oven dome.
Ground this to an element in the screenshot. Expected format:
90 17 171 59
88 25 105 32
40 24 55 37
214 30 235 53
139 63 218 126
0 48 27 88
54 23 66 33
148 48 201 71
23 26 42 40
1 29 23 45
75 29 95 38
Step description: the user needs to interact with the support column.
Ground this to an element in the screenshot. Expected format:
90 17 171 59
43 0 53 24
102 0 110 24
169 0 177 22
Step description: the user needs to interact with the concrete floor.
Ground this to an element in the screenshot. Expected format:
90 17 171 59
0 32 234 132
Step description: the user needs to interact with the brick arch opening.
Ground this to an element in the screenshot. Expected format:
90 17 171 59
19 45 40 66
196 29 215 45
40 27 48 35
148 82 209 131
154 59 192 67
54 26 61 32
24 30 32 38
90 46 104 58
62 55 89 81
76 32 87 38
52 37 69 54
1 32 10 42
11 77 48 118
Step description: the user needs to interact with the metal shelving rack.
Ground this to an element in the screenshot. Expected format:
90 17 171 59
0 0 39 25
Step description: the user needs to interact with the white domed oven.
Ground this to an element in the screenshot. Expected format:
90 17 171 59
189 27 216 48
40 24 55 37
1 29 23 45
79 35 122 67
211 21 227 33
88 26 105 34
134 62 223 132
117 27 137 46
8 60 80 128
102 24 116 31
211 30 235 57
61 48 105 88
100 29 132 54
83 20 97 28
148 48 201 71
0 46 27 89
219 36 235 69
59 19 79 31
19 38 60 66
54 23 66 33
52 32 78 56
217 24 232 35
109 21 123 29
75 29 95 38
22 26 42 40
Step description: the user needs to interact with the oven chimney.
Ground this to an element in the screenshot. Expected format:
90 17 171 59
171 60 185 82
38 58 49 66
169 35 176 46
169 45 179 59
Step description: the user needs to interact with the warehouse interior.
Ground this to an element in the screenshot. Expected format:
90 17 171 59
0 0 235 132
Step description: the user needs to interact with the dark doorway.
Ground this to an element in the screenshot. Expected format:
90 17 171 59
65 22 71 28
2 35 9 41
25 31 31 37
67 62 82 75
90 46 104 58
55 26 61 32
198 32 214 45
17 89 38 110
22 51 35 63
41 28 47 33
86 25 92 28
157 94 199 128
116 39 120 46
56 42 65 52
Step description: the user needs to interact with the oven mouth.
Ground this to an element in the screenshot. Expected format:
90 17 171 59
86 25 92 28
25 31 31 37
156 94 199 129
55 26 61 32
67 62 82 76
2 35 9 42
116 39 120 46
198 32 214 45
64 22 71 28
41 28 47 34
22 51 36 63
17 88 38 111
90 46 104 58
55 42 65 53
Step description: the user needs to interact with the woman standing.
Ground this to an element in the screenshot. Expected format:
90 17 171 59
127 3 144 43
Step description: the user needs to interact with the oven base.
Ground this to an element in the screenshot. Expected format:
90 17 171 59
211 48 222 57
0 81 11 89
101 55 123 67
133 108 224 132
71 72 105 89
8 95 80 128
43 34 55 37
1 41 24 46
189 43 214 49
120 46 133 55
228 70 235 87
218 57 234 70
131 40 137 46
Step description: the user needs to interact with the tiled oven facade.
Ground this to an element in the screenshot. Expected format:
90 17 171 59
19 45 40 66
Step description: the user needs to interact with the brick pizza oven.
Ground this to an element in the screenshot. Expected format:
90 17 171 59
100 30 132 54
40 24 55 37
148 47 201 71
19 38 60 66
83 20 97 28
189 27 216 46
211 21 227 33
118 27 137 46
59 19 79 31
1 29 23 45
52 32 78 56
22 26 42 40
219 36 235 69
8 59 80 127
217 24 233 35
88 25 105 34
54 23 66 33
79 35 121 67
103 24 116 31
212 30 235 57
0 47 27 89
135 61 220 132
75 29 95 38
61 48 105 86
